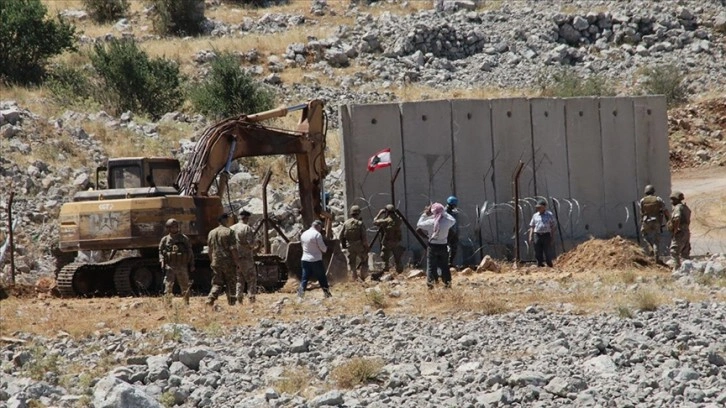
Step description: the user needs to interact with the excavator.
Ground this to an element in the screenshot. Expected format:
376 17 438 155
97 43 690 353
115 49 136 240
56 99 345 297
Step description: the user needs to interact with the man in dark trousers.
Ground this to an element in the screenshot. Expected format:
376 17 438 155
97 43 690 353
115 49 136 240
528 199 557 267
298 220 332 299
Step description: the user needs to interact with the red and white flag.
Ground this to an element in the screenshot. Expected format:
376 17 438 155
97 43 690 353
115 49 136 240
367 148 392 172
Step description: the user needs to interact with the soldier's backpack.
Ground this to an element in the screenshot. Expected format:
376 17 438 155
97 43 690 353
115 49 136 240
344 219 362 242
641 195 661 218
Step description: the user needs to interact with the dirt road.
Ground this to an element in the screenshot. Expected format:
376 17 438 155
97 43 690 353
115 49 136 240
672 167 726 256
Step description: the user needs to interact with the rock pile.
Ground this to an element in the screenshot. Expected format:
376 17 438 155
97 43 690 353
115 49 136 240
1 302 725 407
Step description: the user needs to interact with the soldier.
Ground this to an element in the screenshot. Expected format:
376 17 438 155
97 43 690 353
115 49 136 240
338 205 369 281
445 196 460 268
158 218 194 305
638 185 670 263
205 213 240 307
231 209 258 304
373 204 404 274
668 191 691 270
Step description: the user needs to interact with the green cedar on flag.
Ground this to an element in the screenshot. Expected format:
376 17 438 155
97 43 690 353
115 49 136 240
367 148 391 172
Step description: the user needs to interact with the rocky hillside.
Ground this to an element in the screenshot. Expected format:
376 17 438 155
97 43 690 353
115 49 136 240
2 300 726 407
3 0 726 284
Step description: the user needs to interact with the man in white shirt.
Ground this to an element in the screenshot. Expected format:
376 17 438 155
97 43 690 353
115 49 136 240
528 199 557 267
298 220 332 299
417 202 456 289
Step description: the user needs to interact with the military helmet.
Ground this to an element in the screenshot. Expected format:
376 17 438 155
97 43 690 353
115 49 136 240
644 185 655 195
350 205 361 215
670 191 684 201
385 204 395 212
165 218 179 228
447 196 458 205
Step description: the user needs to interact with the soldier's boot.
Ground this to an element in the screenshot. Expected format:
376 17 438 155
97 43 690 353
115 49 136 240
205 297 215 307
248 295 256 304
183 290 190 306
163 294 173 308
323 288 333 298
227 296 236 306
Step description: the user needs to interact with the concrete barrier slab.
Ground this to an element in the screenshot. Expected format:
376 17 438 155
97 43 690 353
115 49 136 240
451 99 495 264
530 98 570 257
565 97 606 239
600 97 638 237
633 96 670 201
491 98 534 250
339 103 404 244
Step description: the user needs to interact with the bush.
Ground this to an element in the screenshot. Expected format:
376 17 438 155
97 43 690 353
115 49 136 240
190 51 275 118
638 65 688 107
538 68 615 98
0 0 76 85
90 38 184 119
83 0 129 23
46 63 95 106
149 0 205 36
331 357 383 388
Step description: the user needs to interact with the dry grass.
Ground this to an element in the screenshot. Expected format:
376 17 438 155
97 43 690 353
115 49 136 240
331 357 384 389
392 84 535 102
272 366 313 395
1 265 723 339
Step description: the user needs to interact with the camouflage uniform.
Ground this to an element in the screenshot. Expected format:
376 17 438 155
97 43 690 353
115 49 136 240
639 194 667 262
231 221 257 303
374 209 404 273
206 224 239 306
158 232 194 304
339 215 369 280
669 201 691 268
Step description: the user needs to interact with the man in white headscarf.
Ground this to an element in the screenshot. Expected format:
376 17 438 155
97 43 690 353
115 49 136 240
417 203 456 289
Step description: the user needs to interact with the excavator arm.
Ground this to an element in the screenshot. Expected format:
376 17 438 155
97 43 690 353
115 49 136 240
176 100 328 226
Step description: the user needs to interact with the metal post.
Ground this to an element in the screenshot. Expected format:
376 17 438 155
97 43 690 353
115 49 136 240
512 162 525 265
261 169 273 254
390 166 400 206
8 191 15 284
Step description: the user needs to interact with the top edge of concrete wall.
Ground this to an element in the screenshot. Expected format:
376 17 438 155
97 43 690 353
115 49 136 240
339 95 667 106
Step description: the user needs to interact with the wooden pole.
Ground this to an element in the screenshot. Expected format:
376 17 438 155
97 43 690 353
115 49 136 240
512 162 525 265
7 191 15 284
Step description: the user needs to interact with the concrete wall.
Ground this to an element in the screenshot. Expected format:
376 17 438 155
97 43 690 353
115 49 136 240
339 96 670 264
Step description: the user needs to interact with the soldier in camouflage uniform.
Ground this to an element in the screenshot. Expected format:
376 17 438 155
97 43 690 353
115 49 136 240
205 213 240 307
338 205 369 281
668 191 691 270
158 218 194 305
231 209 258 304
373 204 404 274
638 185 670 264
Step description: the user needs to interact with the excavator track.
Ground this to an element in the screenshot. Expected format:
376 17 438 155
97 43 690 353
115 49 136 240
56 257 162 297
56 259 121 297
113 258 160 296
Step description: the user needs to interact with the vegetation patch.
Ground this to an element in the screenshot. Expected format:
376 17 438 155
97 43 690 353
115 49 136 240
331 357 384 389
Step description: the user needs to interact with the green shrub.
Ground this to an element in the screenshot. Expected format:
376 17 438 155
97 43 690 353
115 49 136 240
149 0 206 36
190 51 275 118
538 68 615 98
0 0 76 85
46 62 95 106
83 0 129 23
90 38 184 119
638 65 688 107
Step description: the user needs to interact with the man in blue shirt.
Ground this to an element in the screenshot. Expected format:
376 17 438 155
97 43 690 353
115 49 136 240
528 199 557 267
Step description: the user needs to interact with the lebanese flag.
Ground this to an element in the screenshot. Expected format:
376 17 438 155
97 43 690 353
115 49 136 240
367 148 392 172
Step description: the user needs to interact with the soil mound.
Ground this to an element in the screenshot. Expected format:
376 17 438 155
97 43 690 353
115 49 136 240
557 236 652 270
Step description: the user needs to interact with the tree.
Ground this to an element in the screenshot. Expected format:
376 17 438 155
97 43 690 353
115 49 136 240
90 39 184 119
190 52 275 118
0 0 76 85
